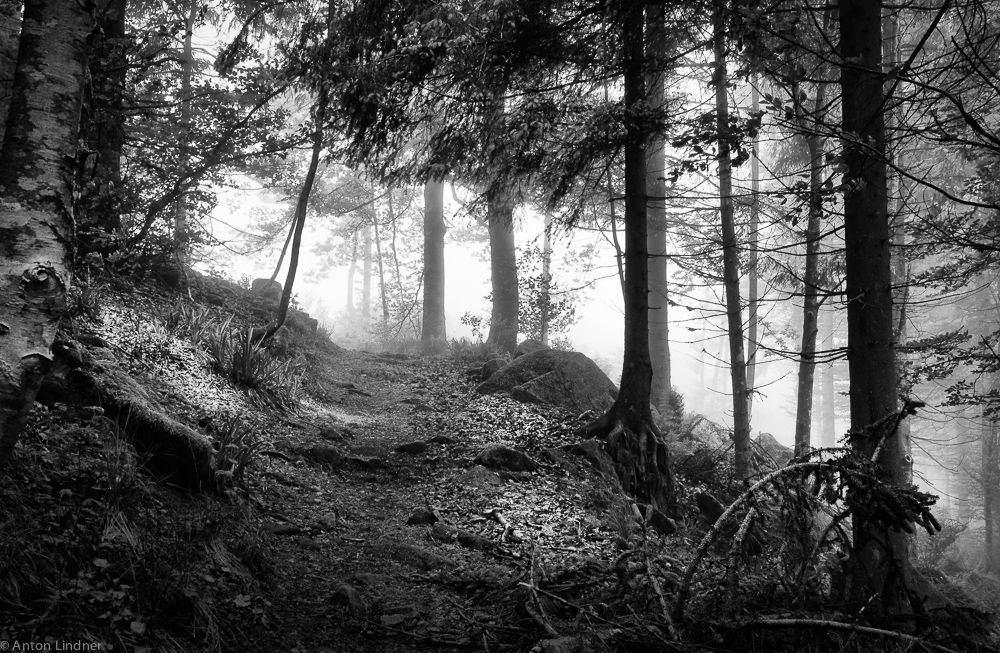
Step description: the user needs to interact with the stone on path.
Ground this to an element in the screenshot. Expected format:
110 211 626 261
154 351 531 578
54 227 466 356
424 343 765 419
475 443 537 472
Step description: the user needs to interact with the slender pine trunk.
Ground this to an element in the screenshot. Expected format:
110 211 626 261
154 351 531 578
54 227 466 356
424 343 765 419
713 2 751 478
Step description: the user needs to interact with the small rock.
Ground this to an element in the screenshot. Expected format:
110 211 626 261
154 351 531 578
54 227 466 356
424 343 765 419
400 397 434 411
315 514 338 531
309 444 342 467
475 443 538 472
459 465 503 488
406 507 439 526
695 492 726 525
480 358 504 381
378 543 457 570
331 583 367 618
428 435 456 445
262 522 302 536
395 440 428 455
635 503 677 537
319 425 353 441
432 522 495 552
345 456 385 469
294 536 322 551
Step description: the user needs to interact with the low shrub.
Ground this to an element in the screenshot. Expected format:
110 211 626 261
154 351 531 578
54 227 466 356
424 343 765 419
203 317 303 410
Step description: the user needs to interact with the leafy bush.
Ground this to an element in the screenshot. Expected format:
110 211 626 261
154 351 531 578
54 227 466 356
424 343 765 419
447 337 510 363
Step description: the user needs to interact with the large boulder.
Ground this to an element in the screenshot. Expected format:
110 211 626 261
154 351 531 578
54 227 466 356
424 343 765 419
756 432 793 466
678 414 729 449
476 349 618 413
251 278 282 301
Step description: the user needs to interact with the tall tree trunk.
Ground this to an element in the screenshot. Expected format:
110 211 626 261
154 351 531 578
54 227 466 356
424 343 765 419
0 0 93 467
173 0 198 265
79 0 127 244
793 80 828 458
983 408 1000 572
713 2 751 478
579 2 675 516
486 189 518 355
820 303 837 448
421 179 447 349
646 2 673 419
0 0 19 145
362 222 372 321
840 0 912 621
746 83 760 419
540 212 553 346
372 199 389 320
346 232 357 316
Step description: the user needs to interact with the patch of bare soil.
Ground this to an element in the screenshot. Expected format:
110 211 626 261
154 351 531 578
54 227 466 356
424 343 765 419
247 349 665 653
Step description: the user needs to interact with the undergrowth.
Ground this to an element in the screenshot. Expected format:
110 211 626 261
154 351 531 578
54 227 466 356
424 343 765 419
0 406 273 652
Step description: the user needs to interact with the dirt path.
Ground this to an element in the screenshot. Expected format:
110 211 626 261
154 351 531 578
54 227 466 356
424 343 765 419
249 350 627 653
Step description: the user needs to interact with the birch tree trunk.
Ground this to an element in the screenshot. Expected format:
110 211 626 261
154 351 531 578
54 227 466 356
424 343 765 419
0 0 93 467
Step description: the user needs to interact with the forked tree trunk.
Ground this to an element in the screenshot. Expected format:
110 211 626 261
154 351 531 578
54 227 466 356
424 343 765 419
713 3 751 478
486 189 518 355
421 179 447 349
646 2 673 419
579 2 675 516
0 0 93 467
840 0 912 621
254 94 326 344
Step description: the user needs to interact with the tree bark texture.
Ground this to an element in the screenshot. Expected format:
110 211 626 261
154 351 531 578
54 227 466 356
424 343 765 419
840 0 912 621
0 0 20 146
645 2 673 420
983 412 1000 573
0 0 94 467
581 3 675 516
486 190 518 355
421 179 447 348
713 4 751 478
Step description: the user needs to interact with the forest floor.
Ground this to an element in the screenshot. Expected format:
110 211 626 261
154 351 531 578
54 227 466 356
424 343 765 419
2 282 1000 653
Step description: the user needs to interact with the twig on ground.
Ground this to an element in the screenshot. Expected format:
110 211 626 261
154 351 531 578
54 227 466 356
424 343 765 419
728 617 963 653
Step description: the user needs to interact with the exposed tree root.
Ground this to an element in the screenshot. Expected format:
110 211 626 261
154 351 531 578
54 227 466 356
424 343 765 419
576 412 674 516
